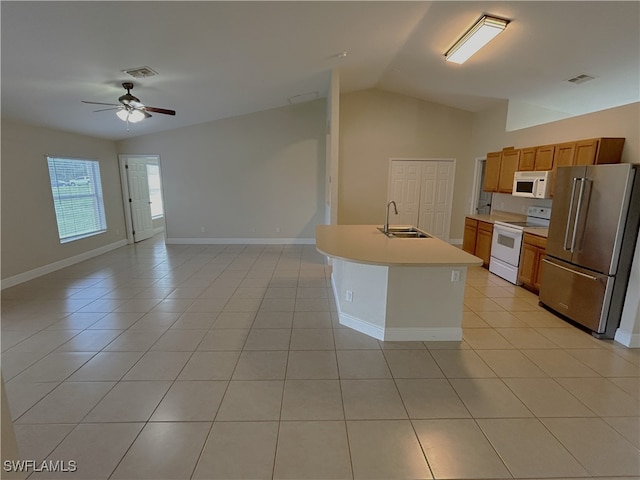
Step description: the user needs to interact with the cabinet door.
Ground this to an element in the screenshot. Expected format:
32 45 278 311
533 249 545 291
553 142 576 169
483 152 501 192
498 149 521 193
476 222 493 267
462 218 478 254
574 139 599 166
518 243 538 287
534 145 555 170
519 148 535 171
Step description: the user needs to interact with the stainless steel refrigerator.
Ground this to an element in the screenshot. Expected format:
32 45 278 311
539 163 640 338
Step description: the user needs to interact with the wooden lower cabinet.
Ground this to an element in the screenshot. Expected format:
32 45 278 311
518 232 547 293
476 221 493 267
462 218 478 254
463 217 493 268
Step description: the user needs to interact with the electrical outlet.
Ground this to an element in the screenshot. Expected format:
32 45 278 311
275 227 281 233
200 227 205 233
346 290 353 302
451 270 460 282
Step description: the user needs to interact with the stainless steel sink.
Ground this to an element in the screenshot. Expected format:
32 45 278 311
377 226 431 238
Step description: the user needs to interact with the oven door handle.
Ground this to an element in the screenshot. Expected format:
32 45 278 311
493 224 524 235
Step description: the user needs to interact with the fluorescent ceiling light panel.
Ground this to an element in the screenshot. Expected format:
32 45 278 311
445 15 509 64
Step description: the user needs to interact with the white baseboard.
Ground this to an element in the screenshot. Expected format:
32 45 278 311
165 237 315 245
614 329 640 348
1 239 128 290
338 311 386 341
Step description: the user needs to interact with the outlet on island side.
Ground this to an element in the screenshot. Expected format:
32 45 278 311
451 270 460 282
345 290 353 302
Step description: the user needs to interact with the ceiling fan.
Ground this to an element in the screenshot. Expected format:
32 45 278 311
82 82 176 125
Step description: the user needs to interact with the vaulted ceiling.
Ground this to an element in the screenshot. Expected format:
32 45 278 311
2 1 638 140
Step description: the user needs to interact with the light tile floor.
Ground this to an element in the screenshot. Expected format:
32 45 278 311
2 236 639 479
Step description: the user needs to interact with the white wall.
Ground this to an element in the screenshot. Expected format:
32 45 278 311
1 120 126 281
117 100 326 243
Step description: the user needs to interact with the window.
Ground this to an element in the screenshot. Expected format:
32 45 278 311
47 157 107 243
146 163 164 218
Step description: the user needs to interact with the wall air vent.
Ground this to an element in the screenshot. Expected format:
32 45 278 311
123 66 158 79
567 73 596 85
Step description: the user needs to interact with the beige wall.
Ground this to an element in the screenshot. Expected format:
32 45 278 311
470 101 640 163
117 100 326 241
469 101 640 346
338 89 474 239
1 120 126 280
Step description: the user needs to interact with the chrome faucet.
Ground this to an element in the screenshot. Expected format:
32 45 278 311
384 200 398 234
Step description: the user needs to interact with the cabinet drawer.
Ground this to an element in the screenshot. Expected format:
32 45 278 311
478 221 493 233
465 217 478 228
523 232 547 249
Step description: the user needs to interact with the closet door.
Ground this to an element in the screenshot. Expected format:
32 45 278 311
389 159 455 240
388 161 420 226
419 161 454 239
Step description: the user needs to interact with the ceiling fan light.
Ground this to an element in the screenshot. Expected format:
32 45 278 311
116 109 129 122
128 109 145 123
445 15 509 65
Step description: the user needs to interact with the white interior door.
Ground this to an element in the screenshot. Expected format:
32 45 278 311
419 161 454 239
389 161 420 226
126 158 155 242
389 159 455 241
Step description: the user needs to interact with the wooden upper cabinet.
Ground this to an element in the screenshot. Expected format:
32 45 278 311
534 145 555 170
498 149 521 193
575 137 625 166
574 139 599 166
484 138 624 196
519 148 536 171
553 142 576 169
483 151 501 192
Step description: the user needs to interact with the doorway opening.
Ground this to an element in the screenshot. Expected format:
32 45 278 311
471 157 492 215
119 154 166 243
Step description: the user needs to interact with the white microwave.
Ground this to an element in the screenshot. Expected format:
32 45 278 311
512 170 552 198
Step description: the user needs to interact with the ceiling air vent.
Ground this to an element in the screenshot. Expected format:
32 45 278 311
123 66 158 79
567 73 596 85
288 91 319 105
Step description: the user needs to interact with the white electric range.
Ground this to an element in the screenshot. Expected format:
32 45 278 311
489 206 552 284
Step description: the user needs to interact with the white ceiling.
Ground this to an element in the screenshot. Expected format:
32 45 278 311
2 1 638 141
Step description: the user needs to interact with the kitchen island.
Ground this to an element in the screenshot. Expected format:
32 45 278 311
316 225 483 341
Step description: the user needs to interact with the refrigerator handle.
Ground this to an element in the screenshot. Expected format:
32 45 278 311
570 178 587 252
541 258 599 281
564 177 579 251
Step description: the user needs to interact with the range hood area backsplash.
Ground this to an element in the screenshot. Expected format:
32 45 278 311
491 192 553 215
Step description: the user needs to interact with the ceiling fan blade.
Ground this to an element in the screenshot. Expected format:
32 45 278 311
92 107 121 112
144 106 176 116
82 100 121 107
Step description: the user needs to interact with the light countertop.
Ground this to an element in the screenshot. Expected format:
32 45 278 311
466 211 548 238
524 227 548 238
316 225 483 267
466 211 527 223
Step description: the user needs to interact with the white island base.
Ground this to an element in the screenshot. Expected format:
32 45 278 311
331 258 467 341
316 225 482 342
